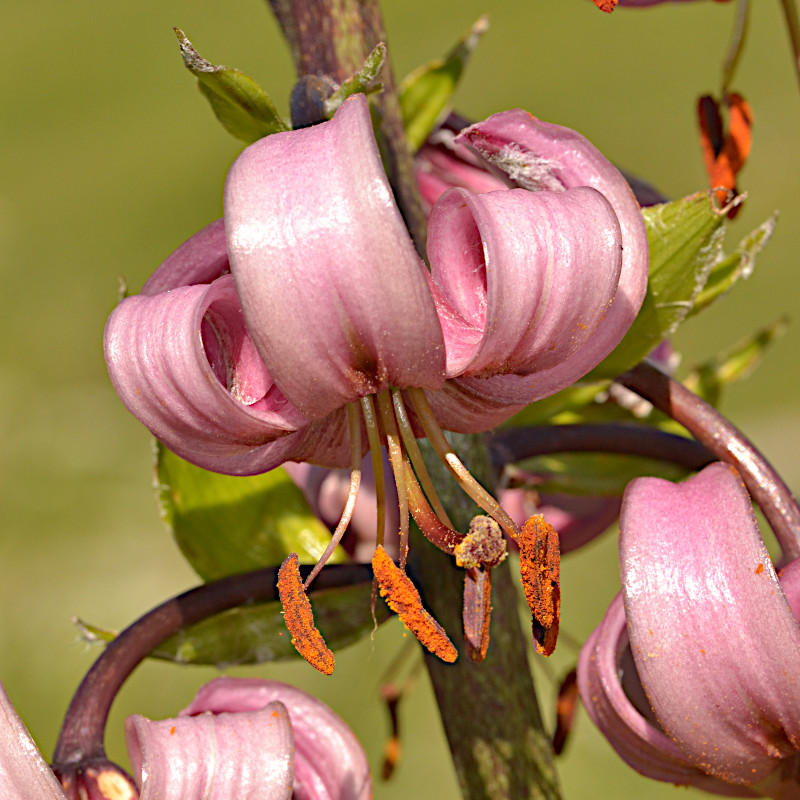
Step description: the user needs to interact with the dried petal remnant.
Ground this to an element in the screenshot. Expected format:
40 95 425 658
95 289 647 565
372 546 458 663
277 553 335 675
519 515 561 656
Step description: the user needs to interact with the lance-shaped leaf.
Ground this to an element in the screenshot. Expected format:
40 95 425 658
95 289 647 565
399 16 488 151
323 42 387 118
684 317 788 406
591 193 724 378
76 581 388 667
156 444 346 582
175 29 289 143
690 212 778 316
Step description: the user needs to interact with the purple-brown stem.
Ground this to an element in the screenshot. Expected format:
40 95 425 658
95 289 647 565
618 361 800 561
487 422 714 471
52 564 372 769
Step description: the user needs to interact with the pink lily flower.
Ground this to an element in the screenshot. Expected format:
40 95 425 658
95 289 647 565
0 677 370 799
105 92 647 666
104 92 647 476
577 463 800 797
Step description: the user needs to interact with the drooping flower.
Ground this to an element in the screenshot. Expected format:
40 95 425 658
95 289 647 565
105 92 648 669
0 677 370 800
578 462 800 797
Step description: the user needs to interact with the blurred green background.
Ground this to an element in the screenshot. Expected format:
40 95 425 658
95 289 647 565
2 1 798 797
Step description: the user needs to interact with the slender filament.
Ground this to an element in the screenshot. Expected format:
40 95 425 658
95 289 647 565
376 390 410 568
391 388 454 528
407 387 519 541
360 395 386 550
403 460 462 555
304 403 362 590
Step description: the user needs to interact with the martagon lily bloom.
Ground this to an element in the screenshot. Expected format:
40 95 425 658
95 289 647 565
578 462 800 797
104 92 648 668
2 677 370 799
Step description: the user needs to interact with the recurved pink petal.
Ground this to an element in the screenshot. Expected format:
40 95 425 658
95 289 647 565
182 678 371 800
427 185 622 379
576 596 758 796
620 463 800 786
415 136 510 213
125 701 294 800
141 218 229 296
225 93 445 420
453 111 648 401
104 274 339 475
0 681 68 799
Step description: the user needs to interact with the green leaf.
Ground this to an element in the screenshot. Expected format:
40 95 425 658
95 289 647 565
516 452 689 496
175 29 289 143
156 443 346 582
399 16 489 152
76 581 389 668
153 584 387 666
590 193 725 378
684 317 789 406
323 42 387 118
690 212 778 316
502 383 609 428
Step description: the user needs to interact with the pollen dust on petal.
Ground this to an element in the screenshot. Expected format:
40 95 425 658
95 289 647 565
277 553 335 675
372 546 458 663
519 515 561 657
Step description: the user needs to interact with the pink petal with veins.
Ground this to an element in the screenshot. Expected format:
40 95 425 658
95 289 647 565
225 94 445 419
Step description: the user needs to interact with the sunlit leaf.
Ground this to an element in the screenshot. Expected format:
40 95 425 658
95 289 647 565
591 192 724 379
156 443 346 582
399 16 488 151
684 317 788 406
690 212 777 315
324 43 387 118
175 28 289 143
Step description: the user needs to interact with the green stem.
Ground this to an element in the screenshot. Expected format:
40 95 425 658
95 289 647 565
779 0 800 94
265 0 427 253
414 434 561 800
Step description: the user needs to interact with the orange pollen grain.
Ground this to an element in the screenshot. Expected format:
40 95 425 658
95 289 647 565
170 726 176 736
277 553 335 675
372 546 457 663
519 515 561 657
755 563 764 575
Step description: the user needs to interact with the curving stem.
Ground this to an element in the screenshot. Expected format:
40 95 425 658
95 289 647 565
618 361 800 561
52 564 373 769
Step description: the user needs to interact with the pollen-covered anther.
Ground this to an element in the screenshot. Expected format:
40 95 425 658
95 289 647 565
372 545 458 663
454 515 508 569
519 515 561 657
277 553 335 675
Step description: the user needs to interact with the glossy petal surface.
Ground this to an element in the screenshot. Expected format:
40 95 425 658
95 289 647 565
452 110 648 404
621 463 800 785
0 681 67 799
182 678 372 800
126 701 294 800
225 94 445 419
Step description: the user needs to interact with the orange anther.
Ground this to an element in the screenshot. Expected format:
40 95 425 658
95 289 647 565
697 92 753 218
277 553 335 675
552 668 579 756
463 567 492 662
592 0 618 11
519 515 561 657
372 546 458 663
